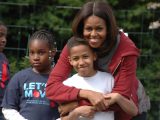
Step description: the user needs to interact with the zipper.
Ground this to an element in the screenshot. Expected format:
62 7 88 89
112 57 124 77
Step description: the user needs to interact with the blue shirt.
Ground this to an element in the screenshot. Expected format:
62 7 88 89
2 67 59 120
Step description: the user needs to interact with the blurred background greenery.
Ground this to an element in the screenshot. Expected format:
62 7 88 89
0 0 159 119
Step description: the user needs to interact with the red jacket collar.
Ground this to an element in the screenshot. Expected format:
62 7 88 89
108 32 140 74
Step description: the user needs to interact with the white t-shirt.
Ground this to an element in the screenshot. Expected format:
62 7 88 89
63 71 115 120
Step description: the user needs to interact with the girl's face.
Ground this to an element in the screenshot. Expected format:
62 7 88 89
29 39 51 73
83 15 107 48
69 44 97 77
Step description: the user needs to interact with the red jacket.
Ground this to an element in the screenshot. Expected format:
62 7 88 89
46 32 140 120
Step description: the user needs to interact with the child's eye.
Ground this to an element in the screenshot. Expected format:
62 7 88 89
72 57 78 61
39 51 46 55
83 55 89 59
29 51 34 55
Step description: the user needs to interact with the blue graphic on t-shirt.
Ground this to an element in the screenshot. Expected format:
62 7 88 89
24 82 46 98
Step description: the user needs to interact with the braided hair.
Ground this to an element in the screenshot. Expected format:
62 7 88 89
29 30 56 50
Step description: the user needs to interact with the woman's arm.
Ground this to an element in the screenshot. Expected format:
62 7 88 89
105 93 138 116
2 108 27 120
46 45 139 113
78 56 139 112
46 45 107 107
104 55 139 120
58 90 108 116
111 56 138 99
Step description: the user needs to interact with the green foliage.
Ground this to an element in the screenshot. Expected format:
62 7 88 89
9 56 30 76
137 57 160 101
57 0 84 6
107 0 119 6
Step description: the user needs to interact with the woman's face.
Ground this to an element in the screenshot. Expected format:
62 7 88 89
83 15 107 48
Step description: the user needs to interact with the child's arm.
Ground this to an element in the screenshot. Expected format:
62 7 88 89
2 108 28 120
105 93 138 116
60 106 96 120
58 101 78 116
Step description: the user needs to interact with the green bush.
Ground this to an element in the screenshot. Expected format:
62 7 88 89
9 56 30 76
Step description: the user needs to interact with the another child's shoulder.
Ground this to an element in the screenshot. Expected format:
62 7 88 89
0 53 7 60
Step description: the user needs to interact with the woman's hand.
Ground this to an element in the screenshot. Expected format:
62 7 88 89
79 89 107 111
104 93 138 116
104 93 120 107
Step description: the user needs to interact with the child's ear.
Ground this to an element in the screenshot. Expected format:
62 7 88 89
68 56 73 65
50 49 56 58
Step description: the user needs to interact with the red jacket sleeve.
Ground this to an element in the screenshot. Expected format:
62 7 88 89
112 55 138 101
46 45 80 103
108 55 139 119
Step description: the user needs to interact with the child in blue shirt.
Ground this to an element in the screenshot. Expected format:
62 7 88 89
0 21 10 120
2 30 59 120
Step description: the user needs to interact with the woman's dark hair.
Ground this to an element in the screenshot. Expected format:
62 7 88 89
72 0 118 57
29 30 56 50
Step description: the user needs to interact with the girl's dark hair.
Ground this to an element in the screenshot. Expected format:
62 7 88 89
72 1 118 57
29 30 56 50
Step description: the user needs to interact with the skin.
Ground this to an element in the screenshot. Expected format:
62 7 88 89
69 44 97 77
79 15 109 111
29 39 52 74
61 106 95 120
105 93 138 116
83 15 107 48
0 25 7 52
67 93 138 119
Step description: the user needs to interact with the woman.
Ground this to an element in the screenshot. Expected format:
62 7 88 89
46 1 150 120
